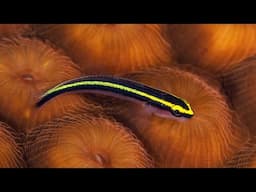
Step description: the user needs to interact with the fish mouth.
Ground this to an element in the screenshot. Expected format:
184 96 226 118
183 112 194 118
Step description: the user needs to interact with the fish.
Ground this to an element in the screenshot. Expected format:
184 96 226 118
36 76 194 119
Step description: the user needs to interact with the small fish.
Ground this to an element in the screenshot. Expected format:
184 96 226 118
36 76 194 119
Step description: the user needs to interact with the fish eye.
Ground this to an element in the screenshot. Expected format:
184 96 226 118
171 110 182 117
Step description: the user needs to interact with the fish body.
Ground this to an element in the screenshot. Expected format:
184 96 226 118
37 76 194 119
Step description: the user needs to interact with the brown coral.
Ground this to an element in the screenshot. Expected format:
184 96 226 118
0 121 24 167
222 56 256 136
102 66 247 167
0 37 90 133
34 24 173 75
169 24 256 74
26 113 153 168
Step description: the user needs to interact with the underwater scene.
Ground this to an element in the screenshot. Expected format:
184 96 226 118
0 24 255 168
